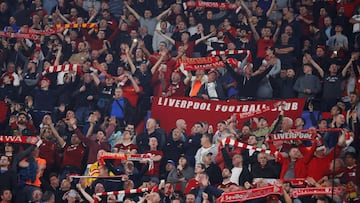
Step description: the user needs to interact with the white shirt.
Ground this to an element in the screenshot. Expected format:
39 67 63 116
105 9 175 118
352 14 360 33
194 145 217 164
207 82 218 100
230 167 243 185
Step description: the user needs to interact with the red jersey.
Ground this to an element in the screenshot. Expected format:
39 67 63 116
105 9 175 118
175 41 196 58
300 15 314 36
144 150 163 177
223 27 237 44
114 143 138 153
164 82 187 97
122 85 143 107
149 54 177 96
113 143 139 166
184 178 199 194
307 146 342 182
329 0 360 17
39 139 59 169
278 144 316 179
256 38 274 59
342 165 360 186
61 143 86 170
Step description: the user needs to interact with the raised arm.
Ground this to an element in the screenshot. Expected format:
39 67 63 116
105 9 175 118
272 20 282 42
53 45 62 66
86 8 98 24
51 124 66 148
342 56 355 77
239 0 252 18
76 184 96 203
129 40 138 56
266 0 276 17
248 17 260 41
138 40 151 59
155 30 175 45
43 115 66 148
55 9 71 24
305 53 324 78
91 71 101 86
223 57 242 81
124 2 141 21
86 114 97 138
68 118 92 146
350 15 360 25
156 6 172 21
125 71 141 93
195 32 215 45
126 49 136 74
151 52 166 74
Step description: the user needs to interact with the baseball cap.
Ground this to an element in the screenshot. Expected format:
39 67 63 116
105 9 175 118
167 160 176 167
149 177 160 184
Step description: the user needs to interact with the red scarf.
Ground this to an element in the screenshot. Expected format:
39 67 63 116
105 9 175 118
183 0 240 10
54 23 98 32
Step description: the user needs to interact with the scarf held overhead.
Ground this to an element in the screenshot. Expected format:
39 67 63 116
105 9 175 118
0 135 39 145
99 152 154 174
183 0 240 11
54 23 99 32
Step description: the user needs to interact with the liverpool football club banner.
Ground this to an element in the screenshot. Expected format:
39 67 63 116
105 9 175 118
151 97 306 134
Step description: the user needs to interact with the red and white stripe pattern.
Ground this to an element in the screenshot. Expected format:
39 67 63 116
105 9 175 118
218 186 343 202
179 56 241 71
0 135 39 145
184 62 225 71
95 187 151 196
237 106 271 119
69 175 126 179
99 152 154 174
290 187 343 198
178 56 219 65
277 128 353 143
21 26 59 35
217 185 282 203
282 178 307 187
0 31 38 40
210 49 250 56
222 137 279 157
42 64 81 75
183 0 240 11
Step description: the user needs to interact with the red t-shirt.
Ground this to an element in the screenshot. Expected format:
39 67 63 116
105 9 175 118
165 82 187 97
149 54 177 97
307 146 342 181
257 38 274 59
223 27 237 44
61 143 86 170
342 165 360 186
122 85 143 107
300 15 314 36
144 150 163 177
330 0 360 17
175 41 195 58
39 139 58 169
113 143 138 166
184 178 199 194
114 143 138 153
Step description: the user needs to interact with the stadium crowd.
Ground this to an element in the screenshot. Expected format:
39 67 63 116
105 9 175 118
0 0 360 202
